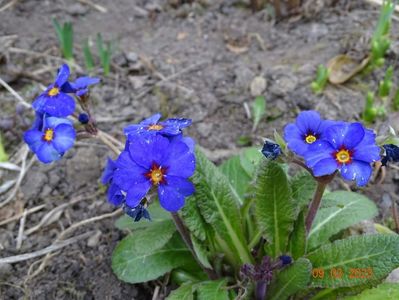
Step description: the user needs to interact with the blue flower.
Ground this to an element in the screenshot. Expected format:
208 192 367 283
284 111 338 156
65 76 100 97
24 114 76 164
32 64 76 117
304 122 380 186
381 144 399 166
113 134 195 212
261 141 282 160
123 203 151 222
124 113 192 139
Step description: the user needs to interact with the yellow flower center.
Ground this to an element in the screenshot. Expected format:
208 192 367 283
148 124 164 131
43 128 54 142
48 87 60 96
145 163 167 185
305 134 317 144
335 149 351 164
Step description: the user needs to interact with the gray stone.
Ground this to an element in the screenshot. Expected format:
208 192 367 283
234 66 255 91
269 73 298 97
250 76 267 97
126 52 139 63
66 3 89 16
197 123 213 137
0 263 12 280
385 267 399 283
87 230 102 248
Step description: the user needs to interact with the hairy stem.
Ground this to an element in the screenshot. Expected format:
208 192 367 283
171 213 219 280
391 195 399 233
255 280 267 300
305 181 328 234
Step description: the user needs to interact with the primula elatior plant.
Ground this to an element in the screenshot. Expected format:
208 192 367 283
23 65 399 299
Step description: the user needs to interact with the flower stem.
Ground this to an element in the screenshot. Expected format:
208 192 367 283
305 181 328 234
171 213 219 280
255 281 267 300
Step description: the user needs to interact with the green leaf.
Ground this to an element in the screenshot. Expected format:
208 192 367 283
291 171 316 208
220 156 251 203
181 194 210 242
308 191 378 250
167 283 195 300
307 234 399 288
0 135 8 162
239 147 263 177
288 210 306 259
344 283 399 300
192 235 212 269
254 161 296 257
269 258 312 300
83 39 95 71
252 96 266 131
193 148 252 265
112 231 196 284
115 202 171 230
197 279 229 300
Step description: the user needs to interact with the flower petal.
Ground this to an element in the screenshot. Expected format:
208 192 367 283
107 183 124 206
312 158 338 177
32 94 48 113
304 140 335 168
55 64 70 87
325 122 365 149
113 165 148 191
163 141 195 177
284 123 308 155
353 129 381 163
128 135 169 168
52 124 76 153
165 176 195 197
158 184 185 212
45 116 73 128
340 160 372 186
102 157 117 184
43 93 76 117
125 181 151 207
36 143 61 164
24 129 43 153
140 113 162 126
295 111 322 134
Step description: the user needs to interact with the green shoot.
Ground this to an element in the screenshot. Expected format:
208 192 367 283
311 65 329 94
393 89 399 111
96 33 113 76
0 134 8 162
252 96 266 132
378 66 394 98
367 0 396 70
52 18 74 62
83 39 95 72
362 91 377 123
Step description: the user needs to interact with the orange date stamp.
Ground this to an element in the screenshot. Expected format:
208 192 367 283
312 267 373 280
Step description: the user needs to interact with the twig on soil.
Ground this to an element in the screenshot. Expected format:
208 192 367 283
77 0 108 13
0 204 45 226
0 0 19 12
0 231 94 264
0 76 31 108
96 130 123 155
152 286 160 300
27 209 123 280
16 209 28 250
24 192 101 236
0 147 35 208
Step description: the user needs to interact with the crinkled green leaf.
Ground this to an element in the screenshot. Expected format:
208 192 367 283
291 171 316 208
181 195 210 242
192 235 212 269
288 210 306 259
255 161 296 258
112 223 196 283
269 258 312 300
252 96 266 131
193 148 252 265
239 147 263 177
197 279 229 300
344 283 399 300
307 234 399 288
308 191 378 250
115 202 170 230
220 155 250 203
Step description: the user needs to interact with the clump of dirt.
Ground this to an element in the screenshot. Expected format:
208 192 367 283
1 0 399 298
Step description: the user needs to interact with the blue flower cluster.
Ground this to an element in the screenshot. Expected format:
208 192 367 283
24 64 99 163
284 111 381 186
102 114 195 220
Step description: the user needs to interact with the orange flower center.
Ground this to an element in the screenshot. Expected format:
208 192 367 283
335 148 352 164
48 87 60 96
147 124 164 131
145 163 167 185
305 134 317 144
43 128 54 142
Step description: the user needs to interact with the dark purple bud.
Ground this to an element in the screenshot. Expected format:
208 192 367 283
78 113 90 124
382 144 399 166
279 255 292 266
261 141 282 160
